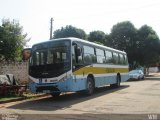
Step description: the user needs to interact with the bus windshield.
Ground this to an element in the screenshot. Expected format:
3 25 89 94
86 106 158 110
29 40 71 78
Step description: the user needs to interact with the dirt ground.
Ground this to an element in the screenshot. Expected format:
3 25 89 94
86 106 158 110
0 73 160 120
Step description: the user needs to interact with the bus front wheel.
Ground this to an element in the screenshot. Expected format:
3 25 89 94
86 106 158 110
86 77 94 95
50 92 61 98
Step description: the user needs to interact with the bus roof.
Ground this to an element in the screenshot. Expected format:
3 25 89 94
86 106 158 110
33 37 126 54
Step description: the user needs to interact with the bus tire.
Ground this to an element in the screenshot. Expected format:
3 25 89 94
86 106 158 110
50 92 61 98
110 75 121 88
86 77 94 95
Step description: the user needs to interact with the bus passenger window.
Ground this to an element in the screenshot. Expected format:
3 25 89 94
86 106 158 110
119 54 124 65
72 45 76 66
113 52 119 64
105 51 113 64
123 55 128 65
83 46 96 63
96 48 105 63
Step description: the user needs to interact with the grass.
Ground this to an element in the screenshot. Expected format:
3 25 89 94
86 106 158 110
0 95 22 101
0 93 46 102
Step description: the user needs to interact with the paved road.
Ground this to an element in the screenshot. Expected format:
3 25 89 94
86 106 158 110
0 74 160 119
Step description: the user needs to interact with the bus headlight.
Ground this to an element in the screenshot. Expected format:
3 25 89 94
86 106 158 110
59 76 67 82
59 77 64 82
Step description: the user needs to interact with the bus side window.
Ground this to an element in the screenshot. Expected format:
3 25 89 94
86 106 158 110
113 52 119 64
123 54 128 65
72 45 76 66
119 54 124 65
96 48 105 63
83 45 96 64
105 50 113 64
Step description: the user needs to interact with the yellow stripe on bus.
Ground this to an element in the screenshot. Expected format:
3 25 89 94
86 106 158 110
73 67 129 75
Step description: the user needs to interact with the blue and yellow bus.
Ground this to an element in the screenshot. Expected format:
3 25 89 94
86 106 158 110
29 37 129 96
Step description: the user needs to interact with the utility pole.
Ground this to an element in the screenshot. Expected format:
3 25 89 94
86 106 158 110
50 18 54 40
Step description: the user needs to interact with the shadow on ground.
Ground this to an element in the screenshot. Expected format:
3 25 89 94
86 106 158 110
7 85 129 111
127 79 145 82
145 77 160 81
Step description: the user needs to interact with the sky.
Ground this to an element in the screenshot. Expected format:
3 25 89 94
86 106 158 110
0 0 160 47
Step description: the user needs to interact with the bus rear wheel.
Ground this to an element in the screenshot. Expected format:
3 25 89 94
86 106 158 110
86 77 94 95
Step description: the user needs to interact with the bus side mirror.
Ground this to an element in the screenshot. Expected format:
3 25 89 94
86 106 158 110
76 47 81 56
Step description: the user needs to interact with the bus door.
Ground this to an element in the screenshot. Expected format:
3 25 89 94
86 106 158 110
72 43 83 71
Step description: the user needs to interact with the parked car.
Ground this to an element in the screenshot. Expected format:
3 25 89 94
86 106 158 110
129 70 144 80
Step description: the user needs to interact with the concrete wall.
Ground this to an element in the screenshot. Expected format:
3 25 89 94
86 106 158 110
0 62 28 84
149 67 159 73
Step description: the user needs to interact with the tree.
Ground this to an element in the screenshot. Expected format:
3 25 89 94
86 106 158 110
107 21 160 70
88 31 106 45
0 19 29 61
137 25 160 71
107 21 138 66
53 25 87 39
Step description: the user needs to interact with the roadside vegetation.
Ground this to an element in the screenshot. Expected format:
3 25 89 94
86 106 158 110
0 19 30 62
0 18 159 79
0 95 22 101
0 18 160 101
0 18 159 69
53 22 160 71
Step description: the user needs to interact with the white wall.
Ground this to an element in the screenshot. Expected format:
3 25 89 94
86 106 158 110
0 62 28 84
149 67 159 73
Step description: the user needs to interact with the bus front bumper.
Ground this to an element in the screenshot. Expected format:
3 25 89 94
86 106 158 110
29 82 61 94
29 77 87 94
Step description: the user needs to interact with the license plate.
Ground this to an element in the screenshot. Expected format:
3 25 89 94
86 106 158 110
43 90 50 93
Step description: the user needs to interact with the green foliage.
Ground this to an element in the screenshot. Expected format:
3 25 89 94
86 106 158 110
137 25 160 67
53 25 87 39
53 22 160 68
0 19 29 61
107 21 160 68
88 31 106 44
107 21 138 65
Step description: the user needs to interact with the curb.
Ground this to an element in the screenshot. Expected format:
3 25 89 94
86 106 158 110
0 94 48 104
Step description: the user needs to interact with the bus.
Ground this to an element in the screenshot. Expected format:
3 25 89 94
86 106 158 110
28 37 129 97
